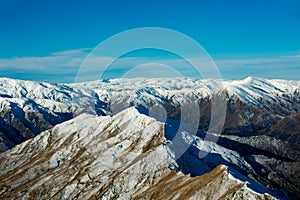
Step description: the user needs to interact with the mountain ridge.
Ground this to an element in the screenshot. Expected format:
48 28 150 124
0 76 299 198
0 107 277 199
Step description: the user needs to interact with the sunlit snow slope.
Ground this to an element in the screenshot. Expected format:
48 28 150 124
0 108 276 200
0 77 299 151
0 77 299 199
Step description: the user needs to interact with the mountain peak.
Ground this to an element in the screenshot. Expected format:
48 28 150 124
0 109 277 200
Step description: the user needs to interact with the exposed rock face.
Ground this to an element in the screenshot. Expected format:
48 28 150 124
0 108 275 200
214 133 299 199
269 112 300 150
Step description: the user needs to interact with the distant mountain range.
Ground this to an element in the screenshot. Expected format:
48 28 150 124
0 77 299 199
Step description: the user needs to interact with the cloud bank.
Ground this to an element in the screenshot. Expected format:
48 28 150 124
0 48 299 83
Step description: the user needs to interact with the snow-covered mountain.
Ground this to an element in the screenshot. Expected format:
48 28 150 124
0 107 277 199
0 77 299 199
0 77 299 151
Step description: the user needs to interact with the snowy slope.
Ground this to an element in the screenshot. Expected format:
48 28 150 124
1 76 299 109
1 74 299 198
0 107 276 200
0 76 299 152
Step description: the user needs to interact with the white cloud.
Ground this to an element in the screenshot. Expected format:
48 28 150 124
215 54 300 80
0 48 299 83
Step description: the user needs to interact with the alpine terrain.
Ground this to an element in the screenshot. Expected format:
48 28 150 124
0 77 299 199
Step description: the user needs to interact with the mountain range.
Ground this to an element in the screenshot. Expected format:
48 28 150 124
0 77 299 199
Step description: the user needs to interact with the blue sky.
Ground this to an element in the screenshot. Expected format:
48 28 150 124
0 0 299 82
